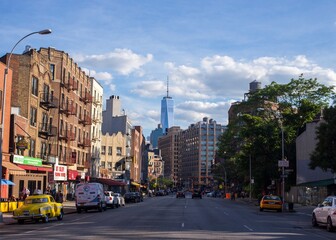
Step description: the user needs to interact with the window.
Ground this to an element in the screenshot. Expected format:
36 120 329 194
108 146 112 155
50 64 55 80
30 107 37 126
31 76 38 96
29 139 35 157
116 147 122 156
101 146 106 155
108 162 112 170
42 112 48 130
40 142 47 158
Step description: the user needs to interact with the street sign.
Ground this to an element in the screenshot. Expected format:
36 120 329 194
280 174 288 178
278 160 289 167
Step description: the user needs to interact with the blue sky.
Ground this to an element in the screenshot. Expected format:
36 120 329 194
2 0 336 138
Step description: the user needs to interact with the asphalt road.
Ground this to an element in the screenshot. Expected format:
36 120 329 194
0 193 335 240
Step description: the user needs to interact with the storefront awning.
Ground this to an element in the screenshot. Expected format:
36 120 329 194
97 178 126 186
38 166 53 172
131 181 146 188
17 164 53 172
2 161 26 175
131 181 140 187
68 169 78 180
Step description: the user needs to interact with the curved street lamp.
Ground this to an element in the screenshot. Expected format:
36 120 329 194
0 29 52 222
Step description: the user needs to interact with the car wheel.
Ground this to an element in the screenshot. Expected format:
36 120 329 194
57 210 64 220
260 207 264 212
43 215 49 223
312 214 318 227
18 219 24 224
98 203 103 212
77 208 81 214
327 217 334 232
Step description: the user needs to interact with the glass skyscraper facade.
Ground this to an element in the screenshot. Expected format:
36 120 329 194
160 96 174 134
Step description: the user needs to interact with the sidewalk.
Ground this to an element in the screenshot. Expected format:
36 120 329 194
0 200 77 226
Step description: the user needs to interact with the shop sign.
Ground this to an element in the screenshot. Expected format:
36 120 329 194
13 155 42 166
47 156 57 164
16 139 29 150
54 164 67 181
48 172 54 184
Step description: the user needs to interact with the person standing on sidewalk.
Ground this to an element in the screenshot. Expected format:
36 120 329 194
56 190 64 203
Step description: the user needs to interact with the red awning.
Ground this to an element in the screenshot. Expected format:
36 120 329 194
97 178 126 186
17 164 52 172
37 166 53 172
68 169 78 180
17 164 37 171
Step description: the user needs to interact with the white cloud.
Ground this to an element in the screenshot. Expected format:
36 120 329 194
74 48 153 76
78 53 336 137
81 67 113 82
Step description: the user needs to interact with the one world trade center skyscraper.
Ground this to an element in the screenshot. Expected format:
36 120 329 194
160 78 174 134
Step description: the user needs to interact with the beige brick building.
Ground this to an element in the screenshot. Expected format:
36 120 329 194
3 47 93 199
100 132 127 179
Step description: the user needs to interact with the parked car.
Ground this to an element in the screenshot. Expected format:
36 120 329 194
312 196 336 232
124 192 142 203
114 193 125 207
155 190 165 196
135 192 144 202
192 189 202 199
13 194 63 224
259 195 282 212
176 191 185 198
104 191 119 208
206 191 215 197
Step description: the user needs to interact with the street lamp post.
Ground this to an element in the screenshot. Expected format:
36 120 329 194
0 29 51 222
249 154 252 203
280 119 285 211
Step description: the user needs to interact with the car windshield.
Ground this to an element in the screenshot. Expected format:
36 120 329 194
264 196 281 201
25 198 48 204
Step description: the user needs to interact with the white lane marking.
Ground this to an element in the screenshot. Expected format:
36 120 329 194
244 225 253 231
223 211 229 216
181 222 184 228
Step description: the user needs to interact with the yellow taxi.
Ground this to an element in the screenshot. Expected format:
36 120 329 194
13 193 63 224
259 195 283 212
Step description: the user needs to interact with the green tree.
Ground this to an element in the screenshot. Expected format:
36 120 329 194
310 106 336 173
217 75 335 196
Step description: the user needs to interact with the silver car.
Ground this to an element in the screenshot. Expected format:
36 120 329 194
114 193 125 207
312 196 336 232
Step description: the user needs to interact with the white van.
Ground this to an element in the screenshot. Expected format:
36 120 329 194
75 182 107 213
